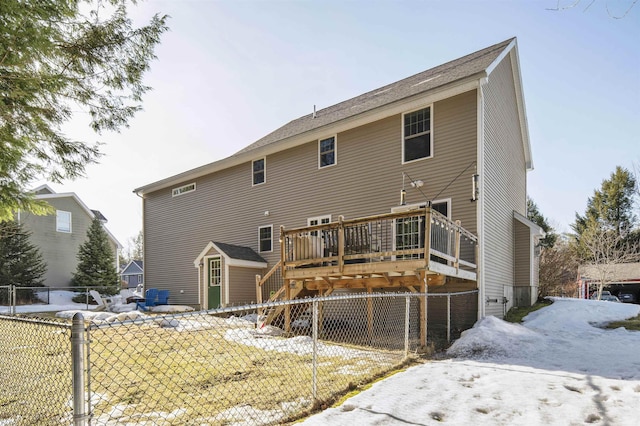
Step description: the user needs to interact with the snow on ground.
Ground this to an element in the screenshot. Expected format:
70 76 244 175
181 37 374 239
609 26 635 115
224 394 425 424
301 298 640 426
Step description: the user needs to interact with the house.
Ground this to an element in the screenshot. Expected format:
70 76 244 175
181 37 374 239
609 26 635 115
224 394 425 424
18 185 121 288
578 263 640 300
120 260 144 289
134 38 542 325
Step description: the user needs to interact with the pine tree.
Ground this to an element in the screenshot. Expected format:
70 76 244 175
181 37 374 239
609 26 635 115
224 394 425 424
527 197 557 248
0 220 47 287
0 0 168 220
72 217 119 292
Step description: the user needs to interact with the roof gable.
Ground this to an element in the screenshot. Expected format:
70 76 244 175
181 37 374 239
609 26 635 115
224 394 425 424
194 241 267 268
33 186 122 248
121 260 143 275
136 38 524 195
236 38 513 156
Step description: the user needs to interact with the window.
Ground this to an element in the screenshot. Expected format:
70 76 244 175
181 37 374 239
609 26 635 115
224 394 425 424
252 158 265 185
209 257 222 286
258 225 273 252
172 182 196 197
308 215 331 237
56 210 72 233
137 275 143 284
392 200 449 259
319 136 336 168
403 107 432 163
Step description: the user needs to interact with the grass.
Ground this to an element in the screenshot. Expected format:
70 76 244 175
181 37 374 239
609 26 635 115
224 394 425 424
504 299 553 323
1 312 406 425
606 314 640 331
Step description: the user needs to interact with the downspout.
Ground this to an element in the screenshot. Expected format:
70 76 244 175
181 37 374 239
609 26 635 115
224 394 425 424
477 76 488 320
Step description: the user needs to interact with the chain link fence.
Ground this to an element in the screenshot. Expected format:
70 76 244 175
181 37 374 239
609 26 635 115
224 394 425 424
0 290 477 425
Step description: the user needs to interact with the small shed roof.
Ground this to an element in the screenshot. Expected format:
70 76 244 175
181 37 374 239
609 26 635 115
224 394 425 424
194 241 267 269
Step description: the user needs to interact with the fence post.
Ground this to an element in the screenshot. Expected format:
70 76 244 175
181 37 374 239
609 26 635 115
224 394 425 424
312 299 319 402
10 285 15 316
447 294 451 343
72 313 88 426
404 296 410 358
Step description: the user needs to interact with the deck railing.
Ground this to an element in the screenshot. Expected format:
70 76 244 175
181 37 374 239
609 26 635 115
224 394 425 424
280 208 477 281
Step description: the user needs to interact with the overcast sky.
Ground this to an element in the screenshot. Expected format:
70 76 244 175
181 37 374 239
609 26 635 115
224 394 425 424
46 0 639 249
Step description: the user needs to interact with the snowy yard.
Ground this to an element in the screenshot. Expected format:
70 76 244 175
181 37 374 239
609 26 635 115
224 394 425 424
300 298 640 426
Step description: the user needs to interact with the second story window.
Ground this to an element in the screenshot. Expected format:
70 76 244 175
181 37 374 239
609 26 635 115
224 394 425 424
403 107 432 163
253 158 265 186
56 210 72 233
319 136 336 168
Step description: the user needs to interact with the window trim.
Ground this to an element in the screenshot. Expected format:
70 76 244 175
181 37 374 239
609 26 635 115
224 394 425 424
401 105 434 164
172 182 196 197
318 135 337 169
56 210 72 233
252 158 266 186
258 224 273 253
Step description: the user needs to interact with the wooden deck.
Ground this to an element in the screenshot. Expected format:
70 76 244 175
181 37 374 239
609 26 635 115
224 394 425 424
256 208 478 346
279 207 477 289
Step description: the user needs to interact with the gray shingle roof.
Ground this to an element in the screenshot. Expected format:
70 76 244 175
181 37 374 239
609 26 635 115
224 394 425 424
235 38 514 156
213 241 267 263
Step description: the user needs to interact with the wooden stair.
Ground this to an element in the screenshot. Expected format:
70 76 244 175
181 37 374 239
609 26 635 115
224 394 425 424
259 280 308 328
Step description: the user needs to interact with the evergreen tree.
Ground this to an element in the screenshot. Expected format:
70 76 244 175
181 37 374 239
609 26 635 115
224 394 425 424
572 166 638 259
573 166 637 239
0 220 47 287
527 197 557 248
0 0 168 220
72 217 119 292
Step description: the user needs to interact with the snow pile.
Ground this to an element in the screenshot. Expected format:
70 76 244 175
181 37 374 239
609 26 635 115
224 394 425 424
55 309 147 323
447 315 543 359
301 298 640 425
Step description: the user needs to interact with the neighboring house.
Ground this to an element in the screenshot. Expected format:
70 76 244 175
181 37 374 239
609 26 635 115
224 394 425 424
18 185 121 288
578 263 640 300
120 260 144 289
134 38 542 321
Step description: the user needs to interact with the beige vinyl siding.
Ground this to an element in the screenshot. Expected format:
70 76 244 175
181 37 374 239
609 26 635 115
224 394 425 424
513 219 531 306
514 220 530 287
144 90 478 305
228 266 263 304
482 52 527 317
20 197 118 288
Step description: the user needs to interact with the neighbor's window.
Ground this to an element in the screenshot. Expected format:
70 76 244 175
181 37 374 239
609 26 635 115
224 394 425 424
258 225 273 252
172 182 196 197
319 136 336 168
56 210 72 233
253 158 265 185
403 107 432 162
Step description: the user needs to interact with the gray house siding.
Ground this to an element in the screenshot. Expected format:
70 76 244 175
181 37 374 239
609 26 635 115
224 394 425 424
20 196 119 288
144 90 479 306
481 52 527 317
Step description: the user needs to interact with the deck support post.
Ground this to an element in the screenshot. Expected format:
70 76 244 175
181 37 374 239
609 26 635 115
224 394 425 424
367 286 373 343
284 281 292 333
255 274 263 316
419 272 427 348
